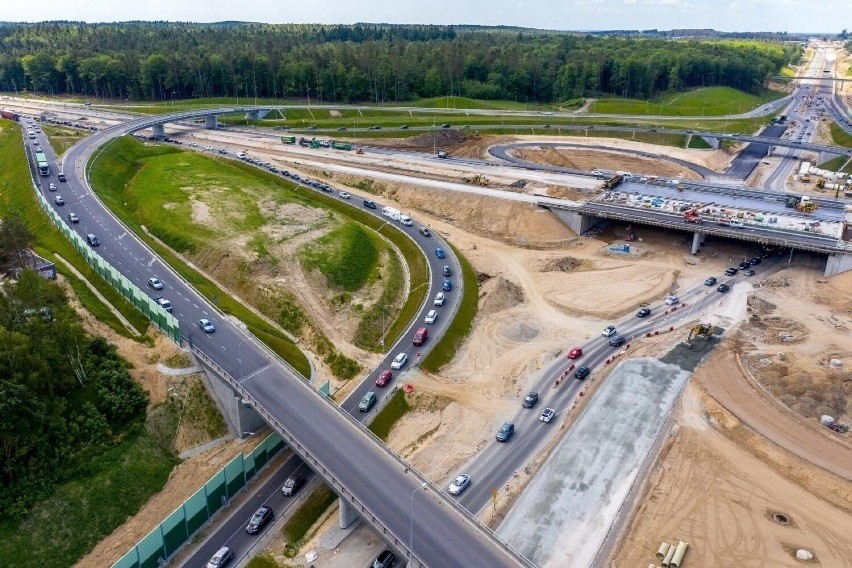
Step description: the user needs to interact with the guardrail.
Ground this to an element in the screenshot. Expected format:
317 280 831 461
111 433 286 568
22 138 180 340
189 346 535 568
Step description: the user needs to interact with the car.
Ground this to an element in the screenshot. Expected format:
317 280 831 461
496 422 515 442
664 295 680 306
539 408 555 423
542 124 550 128
442 279 452 291
147 276 164 290
601 325 617 337
442 265 452 277
609 335 626 347
218 148 228 154
68 212 79 223
363 199 377 209
390 352 408 369
54 195 64 205
636 307 651 318
419 226 431 237
434 292 445 306
717 284 731 293
425 309 438 324
704 277 717 286
206 546 234 568
743 269 756 276
375 369 393 387
368 125 381 130
435 247 445 259
338 191 350 199
371 550 397 568
441 123 451 128
281 473 305 496
725 267 738 276
400 216 412 226
574 365 590 380
307 125 317 130
86 233 99 246
336 126 347 131
358 391 377 412
749 257 762 266
204 145 214 151
245 505 273 535
413 326 428 346
49 182 56 191
198 319 215 333
155 297 173 312
400 124 409 130
522 392 539 408
738 261 751 270
567 346 582 359
447 474 471 496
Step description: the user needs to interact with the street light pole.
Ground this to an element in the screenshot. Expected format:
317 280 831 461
409 482 427 562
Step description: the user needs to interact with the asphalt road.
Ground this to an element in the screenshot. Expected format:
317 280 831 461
23 110 527 568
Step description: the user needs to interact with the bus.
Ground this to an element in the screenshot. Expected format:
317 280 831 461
35 152 49 176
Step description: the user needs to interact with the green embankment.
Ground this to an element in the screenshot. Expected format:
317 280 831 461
817 155 850 172
281 484 338 557
829 122 852 147
40 124 88 156
367 389 411 441
300 221 380 292
0 119 149 338
589 86 782 116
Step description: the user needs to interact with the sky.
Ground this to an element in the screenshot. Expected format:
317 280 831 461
2 0 850 34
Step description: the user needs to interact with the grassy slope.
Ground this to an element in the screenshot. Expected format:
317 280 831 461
0 120 148 338
89 137 312 377
300 221 381 292
0 429 178 568
40 124 88 156
367 389 410 441
281 484 337 557
589 86 782 116
830 122 852 147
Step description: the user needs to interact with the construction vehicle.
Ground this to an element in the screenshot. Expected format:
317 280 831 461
685 323 714 344
462 174 489 186
795 195 818 212
801 172 811 183
356 147 364 154
602 174 624 190
331 141 352 151
281 135 296 144
437 150 448 159
815 178 826 189
683 208 702 224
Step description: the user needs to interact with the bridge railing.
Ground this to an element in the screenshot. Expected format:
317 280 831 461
189 346 536 568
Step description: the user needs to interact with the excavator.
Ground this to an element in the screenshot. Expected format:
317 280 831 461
685 323 714 344
462 174 489 186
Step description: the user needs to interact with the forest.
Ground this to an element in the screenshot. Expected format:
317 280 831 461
0 216 148 518
0 22 799 104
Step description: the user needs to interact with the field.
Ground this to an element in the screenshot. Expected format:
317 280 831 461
40 124 89 155
830 121 852 147
588 86 783 116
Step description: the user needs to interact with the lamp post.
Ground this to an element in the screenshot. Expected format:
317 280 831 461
409 482 428 562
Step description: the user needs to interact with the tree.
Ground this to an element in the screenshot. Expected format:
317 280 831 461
0 212 35 274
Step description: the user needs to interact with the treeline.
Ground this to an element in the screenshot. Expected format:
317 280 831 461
0 22 798 103
0 219 148 518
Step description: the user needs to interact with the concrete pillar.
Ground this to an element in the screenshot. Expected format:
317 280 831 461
205 115 218 129
151 123 165 138
699 232 706 245
691 231 702 255
547 208 601 236
824 252 852 277
338 499 359 528
245 110 259 121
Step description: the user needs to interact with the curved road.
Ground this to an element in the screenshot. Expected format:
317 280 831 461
27 109 528 568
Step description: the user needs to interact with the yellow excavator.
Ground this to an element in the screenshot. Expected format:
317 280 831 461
462 174 489 186
686 323 714 343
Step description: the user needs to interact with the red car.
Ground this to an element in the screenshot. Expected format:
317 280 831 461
375 369 393 388
567 347 583 359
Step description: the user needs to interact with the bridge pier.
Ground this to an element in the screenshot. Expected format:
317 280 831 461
151 123 165 139
691 231 705 255
193 355 267 436
245 110 259 121
545 207 601 235
338 499 359 528
824 252 852 277
205 115 218 129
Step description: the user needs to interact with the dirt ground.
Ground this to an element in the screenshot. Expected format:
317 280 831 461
514 146 703 180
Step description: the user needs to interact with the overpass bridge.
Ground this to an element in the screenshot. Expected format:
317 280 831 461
60 106 530 568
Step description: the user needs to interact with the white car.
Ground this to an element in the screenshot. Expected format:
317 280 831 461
434 292 445 306
390 352 408 370
425 309 438 324
155 297 173 312
338 191 351 199
205 145 214 151
147 276 164 290
447 474 470 496
49 182 56 191
664 295 680 306
601 325 616 337
400 215 412 226
198 319 215 333
539 408 555 423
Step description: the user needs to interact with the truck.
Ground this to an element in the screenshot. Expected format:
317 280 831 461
35 152 49 176
281 135 296 144
437 150 448 159
331 141 352 151
0 109 19 121
382 206 401 221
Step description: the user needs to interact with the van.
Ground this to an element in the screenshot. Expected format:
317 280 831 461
413 327 428 346
58 172 66 182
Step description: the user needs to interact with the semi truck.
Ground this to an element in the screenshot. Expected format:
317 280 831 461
0 110 20 121
281 135 296 144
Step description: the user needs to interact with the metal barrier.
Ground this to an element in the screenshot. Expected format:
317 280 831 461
111 433 286 568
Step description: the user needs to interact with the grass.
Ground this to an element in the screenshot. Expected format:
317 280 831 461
39 124 89 156
300 221 380 291
818 155 849 172
163 351 193 368
367 389 410 441
246 556 283 568
0 428 179 568
89 136 311 377
420 243 479 372
0 120 149 339
353 245 404 351
183 377 228 440
281 484 337 557
829 122 852 147
687 135 712 149
588 86 782 116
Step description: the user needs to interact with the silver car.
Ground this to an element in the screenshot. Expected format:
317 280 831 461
447 474 470 496
206 546 233 568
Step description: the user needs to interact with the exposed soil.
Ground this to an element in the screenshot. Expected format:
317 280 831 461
514 146 703 179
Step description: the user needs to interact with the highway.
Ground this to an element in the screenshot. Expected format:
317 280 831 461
22 110 529 568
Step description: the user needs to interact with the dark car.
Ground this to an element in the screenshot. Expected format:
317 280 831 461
704 276 717 286
738 261 751 270
435 247 445 259
574 365 590 380
245 505 273 535
717 284 731 293
86 233 100 246
363 199 377 209
443 265 452 277
372 550 397 568
636 307 651 318
496 422 515 442
522 392 539 408
375 369 393 388
609 335 626 347
419 226 431 237
725 267 738 276
749 257 762 265
441 123 451 128
442 279 452 291
359 391 377 412
68 212 79 223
